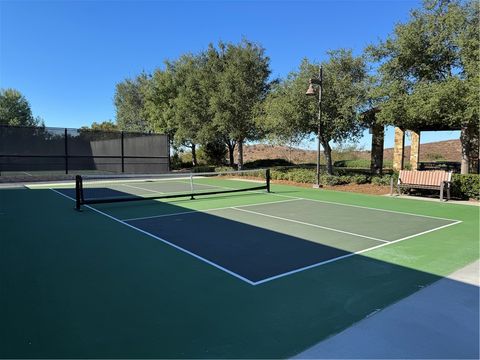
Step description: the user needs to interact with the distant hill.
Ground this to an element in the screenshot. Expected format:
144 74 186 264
383 139 461 162
238 139 462 164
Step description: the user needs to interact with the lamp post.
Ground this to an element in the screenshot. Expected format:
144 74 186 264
306 65 323 188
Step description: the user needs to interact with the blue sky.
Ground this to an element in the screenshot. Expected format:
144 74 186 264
0 0 460 149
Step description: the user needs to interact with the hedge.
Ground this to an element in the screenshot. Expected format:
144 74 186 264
269 167 480 200
451 174 480 200
191 162 479 200
334 159 393 168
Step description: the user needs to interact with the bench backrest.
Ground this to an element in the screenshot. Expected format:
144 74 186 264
398 170 452 186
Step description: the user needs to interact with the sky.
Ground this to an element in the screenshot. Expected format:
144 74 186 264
0 0 460 149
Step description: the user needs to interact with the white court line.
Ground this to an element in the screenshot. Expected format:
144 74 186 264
232 207 389 243
252 220 463 285
49 188 463 286
50 188 257 286
122 198 302 222
119 183 166 194
266 192 461 222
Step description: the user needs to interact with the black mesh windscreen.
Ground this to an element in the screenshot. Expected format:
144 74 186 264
0 125 169 176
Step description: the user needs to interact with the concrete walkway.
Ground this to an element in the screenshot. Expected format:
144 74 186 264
294 260 480 359
387 193 479 206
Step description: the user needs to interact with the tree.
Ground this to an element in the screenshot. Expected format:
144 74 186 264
208 40 271 169
143 64 178 143
367 0 479 173
114 73 150 132
263 50 368 174
200 140 227 165
0 88 43 127
81 120 118 131
170 53 214 166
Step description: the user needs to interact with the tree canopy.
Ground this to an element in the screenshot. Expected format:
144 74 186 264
114 74 150 132
208 39 271 169
123 39 270 168
262 50 368 174
367 0 479 130
0 89 43 127
80 120 118 132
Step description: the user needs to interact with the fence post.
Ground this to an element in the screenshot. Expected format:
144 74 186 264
121 131 125 173
64 128 69 174
266 168 271 193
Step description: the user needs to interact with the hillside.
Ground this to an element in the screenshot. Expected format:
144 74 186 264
238 139 462 164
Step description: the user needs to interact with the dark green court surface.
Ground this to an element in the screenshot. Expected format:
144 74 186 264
1 179 478 358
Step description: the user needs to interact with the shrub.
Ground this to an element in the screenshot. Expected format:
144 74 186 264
451 174 480 200
199 141 227 165
321 174 350 186
243 158 294 169
170 153 193 170
192 166 215 173
334 159 370 168
215 166 235 173
270 168 316 183
348 174 369 184
371 175 393 186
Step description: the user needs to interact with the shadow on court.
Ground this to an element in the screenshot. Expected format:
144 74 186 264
0 187 478 359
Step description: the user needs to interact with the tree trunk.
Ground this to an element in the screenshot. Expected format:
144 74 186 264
226 140 235 167
191 143 197 167
237 139 244 170
370 124 384 175
322 139 334 175
460 124 470 174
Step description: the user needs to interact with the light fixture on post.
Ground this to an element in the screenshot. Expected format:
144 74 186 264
306 65 323 188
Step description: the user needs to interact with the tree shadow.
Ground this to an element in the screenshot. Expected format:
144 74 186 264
0 187 477 359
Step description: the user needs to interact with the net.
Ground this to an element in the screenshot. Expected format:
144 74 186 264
74 169 270 210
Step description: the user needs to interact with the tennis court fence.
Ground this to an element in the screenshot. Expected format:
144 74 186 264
0 125 170 176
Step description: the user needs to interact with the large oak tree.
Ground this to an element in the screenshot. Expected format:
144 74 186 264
367 0 479 173
263 50 368 174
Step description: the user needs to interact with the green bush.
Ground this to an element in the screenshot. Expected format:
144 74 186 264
321 174 350 185
371 174 393 186
170 153 193 170
199 141 227 165
214 166 235 172
192 166 215 173
451 174 480 200
348 174 369 184
243 158 294 169
334 159 370 168
334 159 394 169
270 168 374 186
270 168 316 183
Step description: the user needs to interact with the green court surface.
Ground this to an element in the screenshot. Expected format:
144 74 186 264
0 179 478 358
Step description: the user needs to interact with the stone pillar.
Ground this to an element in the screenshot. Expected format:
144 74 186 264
393 127 405 171
370 124 385 175
409 130 420 170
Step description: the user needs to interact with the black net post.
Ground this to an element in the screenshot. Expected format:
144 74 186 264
75 175 83 210
266 169 271 192
121 131 125 173
64 128 69 174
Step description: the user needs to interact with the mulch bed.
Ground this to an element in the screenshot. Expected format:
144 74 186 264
270 179 391 196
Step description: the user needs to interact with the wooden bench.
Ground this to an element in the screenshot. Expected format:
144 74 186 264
390 170 453 201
